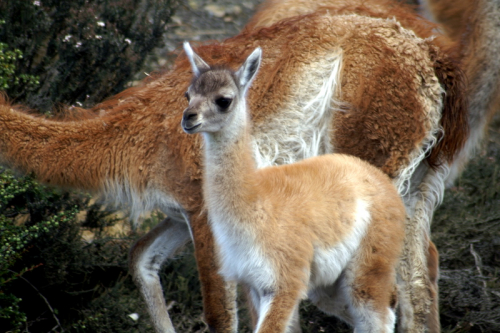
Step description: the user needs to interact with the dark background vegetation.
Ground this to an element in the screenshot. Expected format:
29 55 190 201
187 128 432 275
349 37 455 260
0 0 499 332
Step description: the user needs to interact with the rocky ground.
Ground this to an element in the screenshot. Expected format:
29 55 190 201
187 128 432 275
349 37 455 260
140 0 264 75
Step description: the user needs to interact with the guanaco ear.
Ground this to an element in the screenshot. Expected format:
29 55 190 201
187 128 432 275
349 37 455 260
235 47 262 95
183 42 210 77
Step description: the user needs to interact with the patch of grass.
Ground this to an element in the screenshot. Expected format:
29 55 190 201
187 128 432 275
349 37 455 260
432 116 500 333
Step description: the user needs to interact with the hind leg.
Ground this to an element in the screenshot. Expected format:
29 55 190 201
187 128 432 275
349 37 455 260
309 269 397 333
308 277 354 326
351 302 397 333
347 236 401 333
348 269 398 333
426 240 440 333
129 215 191 333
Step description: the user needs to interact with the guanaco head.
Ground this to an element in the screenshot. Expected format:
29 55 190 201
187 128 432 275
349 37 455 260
181 42 262 134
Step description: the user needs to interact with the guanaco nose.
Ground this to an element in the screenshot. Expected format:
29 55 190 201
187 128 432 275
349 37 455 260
183 110 198 122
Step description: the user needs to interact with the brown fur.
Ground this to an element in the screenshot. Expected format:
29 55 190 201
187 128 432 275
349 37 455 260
419 0 475 40
205 141 406 332
423 0 500 184
427 44 469 166
246 0 469 170
0 1 497 332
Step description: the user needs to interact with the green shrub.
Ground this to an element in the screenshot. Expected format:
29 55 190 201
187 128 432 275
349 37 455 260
0 169 78 332
0 1 181 331
0 167 154 332
0 40 39 91
0 0 179 112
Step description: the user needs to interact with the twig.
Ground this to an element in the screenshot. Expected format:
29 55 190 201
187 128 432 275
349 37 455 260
49 324 60 333
8 269 65 332
470 243 484 277
469 244 491 310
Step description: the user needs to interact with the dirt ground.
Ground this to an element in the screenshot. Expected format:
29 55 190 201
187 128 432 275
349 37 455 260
141 0 264 74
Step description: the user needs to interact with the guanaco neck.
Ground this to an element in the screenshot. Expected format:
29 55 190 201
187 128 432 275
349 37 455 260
202 100 258 217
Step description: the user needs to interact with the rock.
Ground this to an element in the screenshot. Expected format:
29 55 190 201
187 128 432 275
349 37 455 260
205 4 242 18
204 4 226 18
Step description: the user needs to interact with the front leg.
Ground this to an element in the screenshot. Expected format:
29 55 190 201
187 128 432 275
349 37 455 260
129 216 191 333
251 287 304 333
397 224 432 333
189 211 238 333
399 165 449 333
245 285 302 333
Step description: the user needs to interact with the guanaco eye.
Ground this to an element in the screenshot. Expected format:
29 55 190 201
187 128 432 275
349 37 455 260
215 97 232 110
184 91 190 102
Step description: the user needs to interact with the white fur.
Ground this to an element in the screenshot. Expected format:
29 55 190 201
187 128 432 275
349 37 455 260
351 306 396 333
253 292 275 332
103 179 188 228
202 49 346 296
187 43 405 332
310 199 371 288
308 280 354 324
210 212 277 290
135 219 191 284
109 24 444 333
252 50 343 168
396 163 449 332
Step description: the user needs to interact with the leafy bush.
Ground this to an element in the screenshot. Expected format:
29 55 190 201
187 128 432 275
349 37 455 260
0 169 79 332
0 0 178 112
0 1 182 332
0 44 39 91
0 168 160 332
